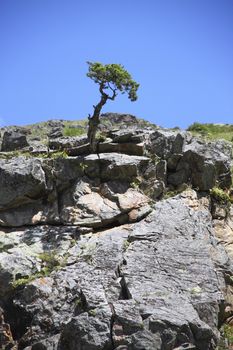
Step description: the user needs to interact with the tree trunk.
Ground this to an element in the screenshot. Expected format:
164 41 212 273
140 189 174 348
88 93 108 153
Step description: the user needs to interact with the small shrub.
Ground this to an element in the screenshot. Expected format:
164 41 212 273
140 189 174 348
187 122 209 134
210 187 233 205
38 250 61 271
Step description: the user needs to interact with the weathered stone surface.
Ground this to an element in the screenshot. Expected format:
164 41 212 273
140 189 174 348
1 130 29 152
99 142 144 156
0 157 50 210
84 153 150 180
49 136 87 150
1 190 229 349
58 304 113 350
149 129 186 159
168 138 232 190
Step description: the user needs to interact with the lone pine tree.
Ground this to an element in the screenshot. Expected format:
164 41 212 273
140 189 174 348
86 62 139 152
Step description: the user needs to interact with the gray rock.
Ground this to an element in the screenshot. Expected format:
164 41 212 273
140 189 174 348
49 136 87 150
176 139 232 190
4 190 230 349
84 153 149 180
58 304 112 350
0 157 49 210
149 129 186 158
1 130 29 151
98 142 145 156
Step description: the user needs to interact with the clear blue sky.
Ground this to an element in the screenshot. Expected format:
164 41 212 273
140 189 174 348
0 0 233 128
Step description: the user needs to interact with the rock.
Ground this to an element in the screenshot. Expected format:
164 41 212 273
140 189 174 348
58 304 113 350
107 129 147 144
84 153 150 180
48 127 63 139
168 138 232 190
0 117 232 350
100 113 141 129
59 180 151 227
99 142 145 156
1 130 29 152
2 190 229 349
0 157 49 210
48 136 87 150
149 129 186 159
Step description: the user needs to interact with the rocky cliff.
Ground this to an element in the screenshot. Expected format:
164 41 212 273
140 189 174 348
0 114 232 350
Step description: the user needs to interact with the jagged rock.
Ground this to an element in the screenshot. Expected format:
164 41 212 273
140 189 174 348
1 130 29 152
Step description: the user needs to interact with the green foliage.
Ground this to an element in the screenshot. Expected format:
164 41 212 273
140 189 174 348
187 122 209 134
87 61 139 101
63 126 86 137
50 150 68 159
38 251 61 270
218 324 233 349
12 272 45 288
210 187 233 204
187 122 233 142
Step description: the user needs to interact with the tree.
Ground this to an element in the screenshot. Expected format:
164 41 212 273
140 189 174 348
86 62 139 152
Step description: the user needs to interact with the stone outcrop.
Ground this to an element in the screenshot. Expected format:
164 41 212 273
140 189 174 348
0 116 232 350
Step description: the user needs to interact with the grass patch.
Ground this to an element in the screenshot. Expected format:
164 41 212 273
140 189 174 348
63 126 86 137
187 122 233 142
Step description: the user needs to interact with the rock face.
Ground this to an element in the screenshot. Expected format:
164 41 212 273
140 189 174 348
0 116 232 350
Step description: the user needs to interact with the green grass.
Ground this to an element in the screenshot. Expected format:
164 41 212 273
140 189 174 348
187 122 233 142
63 126 86 137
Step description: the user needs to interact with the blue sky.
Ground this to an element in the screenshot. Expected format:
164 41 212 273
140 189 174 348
0 0 233 128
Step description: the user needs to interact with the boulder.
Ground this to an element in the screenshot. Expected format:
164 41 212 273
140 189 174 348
1 130 29 151
48 136 87 150
171 139 232 190
149 129 187 159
